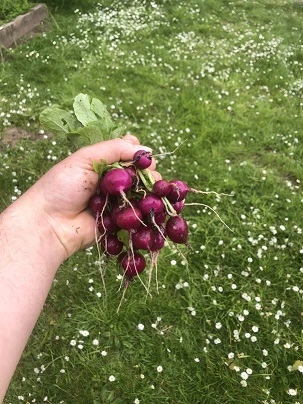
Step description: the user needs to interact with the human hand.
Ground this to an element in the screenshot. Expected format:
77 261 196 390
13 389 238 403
0 134 161 399
23 134 160 258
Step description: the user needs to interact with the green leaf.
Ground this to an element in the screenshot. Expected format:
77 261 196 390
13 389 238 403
40 93 127 150
39 107 79 137
93 159 107 176
77 125 104 144
73 93 97 126
91 97 112 121
117 229 129 247
99 116 114 136
137 169 154 191
66 132 89 149
87 118 114 139
110 126 126 139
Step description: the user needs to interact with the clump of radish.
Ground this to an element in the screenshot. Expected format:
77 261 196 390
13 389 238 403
39 94 230 311
89 148 229 312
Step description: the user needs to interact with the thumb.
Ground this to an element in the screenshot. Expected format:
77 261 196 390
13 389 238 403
75 136 152 166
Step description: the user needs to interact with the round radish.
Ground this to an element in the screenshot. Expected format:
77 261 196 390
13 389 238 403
172 199 185 214
102 168 132 196
153 211 167 224
110 201 122 226
116 206 143 230
152 179 171 197
132 226 155 250
138 194 164 216
167 180 189 203
101 234 123 256
124 165 137 179
150 228 166 251
124 166 139 187
119 251 146 278
98 212 118 234
88 193 107 214
133 150 152 169
166 216 188 244
99 175 109 195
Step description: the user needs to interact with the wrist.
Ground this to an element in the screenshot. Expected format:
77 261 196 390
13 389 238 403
0 191 68 272
0 192 68 401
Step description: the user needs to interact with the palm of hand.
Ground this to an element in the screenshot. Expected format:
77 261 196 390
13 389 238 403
37 156 100 255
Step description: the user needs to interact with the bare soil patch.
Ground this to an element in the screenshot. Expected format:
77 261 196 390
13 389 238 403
0 126 52 147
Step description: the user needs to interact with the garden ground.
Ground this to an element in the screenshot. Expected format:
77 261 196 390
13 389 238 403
1 0 303 403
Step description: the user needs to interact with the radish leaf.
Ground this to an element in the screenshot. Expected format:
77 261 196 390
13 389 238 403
93 159 107 176
91 98 112 121
77 125 104 144
87 118 114 139
66 132 89 149
73 93 97 126
39 93 126 147
110 126 126 139
117 229 129 247
39 107 79 137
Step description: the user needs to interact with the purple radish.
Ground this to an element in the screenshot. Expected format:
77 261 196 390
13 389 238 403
153 211 167 224
138 194 164 216
101 234 123 256
98 212 118 234
167 180 190 203
133 150 152 169
124 166 139 187
116 206 143 230
88 193 107 214
166 216 188 244
124 165 137 179
150 228 166 251
119 251 146 278
172 199 185 214
132 226 155 250
146 210 167 226
152 179 171 197
102 168 132 196
110 202 122 226
99 175 109 195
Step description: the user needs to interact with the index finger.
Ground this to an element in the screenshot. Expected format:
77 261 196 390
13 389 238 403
76 137 153 166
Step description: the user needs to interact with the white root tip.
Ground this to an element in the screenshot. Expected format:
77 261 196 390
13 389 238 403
186 202 234 233
120 191 147 227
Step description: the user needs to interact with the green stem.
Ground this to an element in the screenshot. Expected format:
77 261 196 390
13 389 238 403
137 169 155 192
162 197 177 216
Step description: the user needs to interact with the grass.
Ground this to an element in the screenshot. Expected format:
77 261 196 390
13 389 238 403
0 0 98 24
0 0 35 25
1 0 303 402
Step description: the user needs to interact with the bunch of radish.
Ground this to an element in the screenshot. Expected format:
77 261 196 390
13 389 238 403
88 149 193 299
39 93 230 308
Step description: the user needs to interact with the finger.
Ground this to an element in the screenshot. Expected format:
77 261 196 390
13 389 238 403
76 137 152 166
149 157 157 171
123 133 140 145
149 170 162 182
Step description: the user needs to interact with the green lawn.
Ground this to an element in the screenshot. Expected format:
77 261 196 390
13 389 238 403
1 0 303 403
0 0 34 24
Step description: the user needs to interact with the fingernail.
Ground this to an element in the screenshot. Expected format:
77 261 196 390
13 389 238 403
135 145 152 152
123 133 138 143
